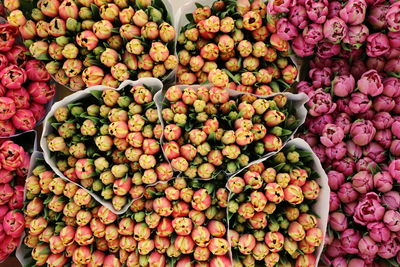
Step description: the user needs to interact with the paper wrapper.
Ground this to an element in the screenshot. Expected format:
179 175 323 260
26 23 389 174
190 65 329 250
226 138 330 267
41 78 164 214
175 0 301 87
155 84 308 179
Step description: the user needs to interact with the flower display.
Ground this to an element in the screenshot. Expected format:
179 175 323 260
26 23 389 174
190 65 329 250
294 0 400 261
176 0 299 93
7 0 177 90
0 22 55 137
227 143 324 266
160 85 304 178
45 81 171 212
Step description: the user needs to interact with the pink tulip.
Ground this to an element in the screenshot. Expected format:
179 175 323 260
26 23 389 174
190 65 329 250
383 210 400 232
384 58 400 74
326 142 347 160
373 171 393 193
373 95 395 112
312 145 326 163
363 142 386 163
335 113 352 134
358 236 378 257
317 41 341 59
305 0 328 24
333 157 356 176
327 170 345 191
383 77 400 97
353 192 385 226
306 114 334 135
368 5 389 30
346 140 362 159
343 25 369 46
372 112 393 130
374 129 392 149
329 192 341 212
296 81 314 96
276 18 298 40
355 157 377 172
323 17 348 43
348 258 367 267
332 74 355 97
382 191 400 210
349 93 371 114
343 202 357 216
366 33 390 57
327 1 341 18
339 0 367 25
291 35 315 57
338 182 359 203
377 236 399 259
331 59 351 76
288 5 308 29
325 239 345 259
367 222 391 243
320 124 344 147
330 212 348 232
340 229 361 254
303 23 323 45
386 2 400 32
352 171 373 194
357 70 383 97
390 139 400 156
350 120 376 146
307 89 336 117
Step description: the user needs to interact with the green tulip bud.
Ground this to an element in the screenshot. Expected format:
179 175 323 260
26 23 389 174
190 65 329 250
118 96 132 108
270 126 283 137
134 211 145 222
66 18 81 32
33 165 47 176
71 106 84 117
56 36 71 46
92 180 103 192
254 142 265 155
87 104 100 116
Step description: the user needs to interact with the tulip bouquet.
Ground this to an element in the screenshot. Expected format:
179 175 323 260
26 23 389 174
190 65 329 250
272 0 400 65
120 177 232 266
158 84 306 178
227 140 327 267
297 56 400 265
5 0 178 91
20 155 142 267
176 0 299 93
20 154 231 266
42 79 172 213
0 22 55 137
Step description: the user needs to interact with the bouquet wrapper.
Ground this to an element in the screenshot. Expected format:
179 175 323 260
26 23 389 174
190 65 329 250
41 78 164 215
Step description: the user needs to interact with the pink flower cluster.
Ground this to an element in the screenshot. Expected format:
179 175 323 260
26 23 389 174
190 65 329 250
273 0 400 62
0 23 55 137
299 59 400 265
0 139 29 261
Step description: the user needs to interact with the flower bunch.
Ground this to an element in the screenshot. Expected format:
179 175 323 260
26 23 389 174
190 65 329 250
6 0 177 90
299 61 400 265
0 138 29 262
23 160 139 267
46 82 172 212
122 177 232 266
23 156 231 266
161 85 303 178
273 0 400 61
176 0 298 93
227 144 323 267
0 22 55 137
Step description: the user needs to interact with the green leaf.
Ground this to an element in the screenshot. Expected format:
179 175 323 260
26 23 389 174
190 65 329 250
35 53 51 61
90 4 101 21
90 90 103 101
185 13 195 24
195 2 204 8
